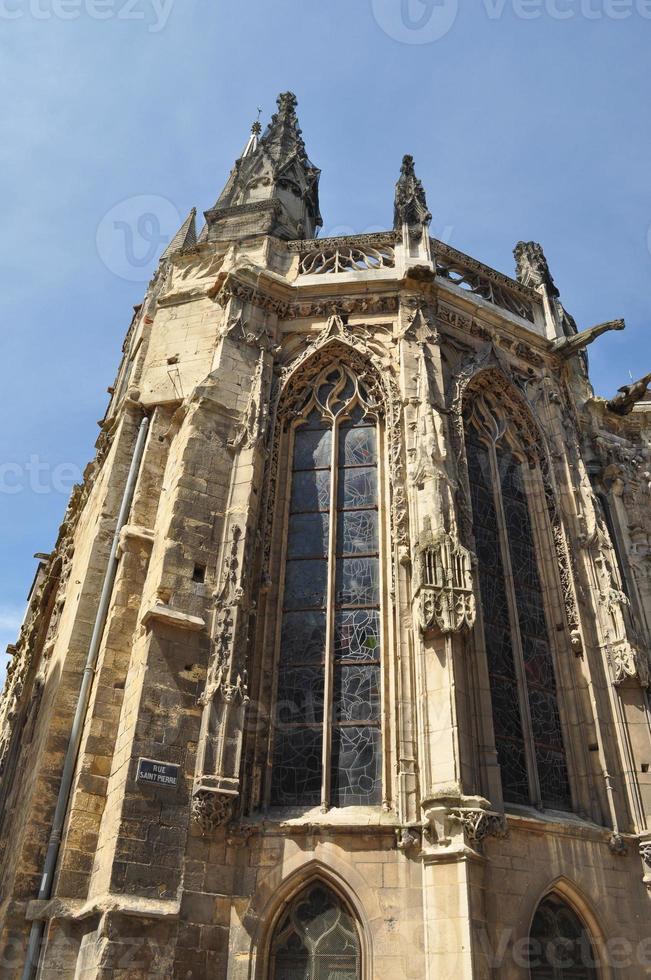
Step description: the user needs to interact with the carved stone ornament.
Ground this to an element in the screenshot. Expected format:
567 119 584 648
419 533 475 635
608 832 628 856
639 840 651 873
609 640 650 689
191 789 235 833
394 154 431 234
514 241 559 296
607 372 651 416
215 274 290 323
396 827 421 852
201 524 250 707
448 808 509 843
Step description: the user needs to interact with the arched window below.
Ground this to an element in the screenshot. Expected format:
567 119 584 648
270 882 361 980
529 895 599 979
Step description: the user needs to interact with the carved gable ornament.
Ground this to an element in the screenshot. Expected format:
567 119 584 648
419 532 475 635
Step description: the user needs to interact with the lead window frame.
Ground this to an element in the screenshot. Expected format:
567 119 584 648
464 394 575 812
264 364 387 812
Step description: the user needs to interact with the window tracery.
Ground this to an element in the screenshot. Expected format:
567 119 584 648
270 364 383 809
269 882 361 980
529 895 598 979
464 388 572 810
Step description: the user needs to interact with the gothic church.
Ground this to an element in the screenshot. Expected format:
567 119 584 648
1 92 651 978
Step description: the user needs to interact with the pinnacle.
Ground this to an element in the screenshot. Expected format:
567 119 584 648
160 207 197 260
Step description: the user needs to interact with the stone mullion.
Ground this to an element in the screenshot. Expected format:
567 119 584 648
380 418 405 817
525 463 595 820
487 441 542 808
466 582 505 808
321 417 339 812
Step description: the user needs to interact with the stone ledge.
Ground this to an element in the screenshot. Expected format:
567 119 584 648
27 894 180 923
141 602 206 632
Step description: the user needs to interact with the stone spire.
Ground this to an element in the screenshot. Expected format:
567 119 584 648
161 207 197 260
205 92 322 242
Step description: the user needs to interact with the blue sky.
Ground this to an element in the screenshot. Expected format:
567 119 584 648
1 0 649 680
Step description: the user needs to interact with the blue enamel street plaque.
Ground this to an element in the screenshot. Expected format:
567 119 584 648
136 758 180 788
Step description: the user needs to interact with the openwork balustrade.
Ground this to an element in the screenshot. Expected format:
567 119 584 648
434 242 536 323
299 242 395 275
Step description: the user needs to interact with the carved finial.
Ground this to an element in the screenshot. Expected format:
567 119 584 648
607 372 651 416
277 91 298 113
514 241 559 296
242 114 262 158
394 154 432 233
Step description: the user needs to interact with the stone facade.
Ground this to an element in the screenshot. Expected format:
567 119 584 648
1 92 651 979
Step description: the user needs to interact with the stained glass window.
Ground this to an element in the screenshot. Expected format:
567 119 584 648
271 367 382 809
270 882 361 980
465 408 572 811
529 895 598 979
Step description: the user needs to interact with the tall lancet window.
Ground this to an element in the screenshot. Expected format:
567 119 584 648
271 365 383 809
464 391 572 811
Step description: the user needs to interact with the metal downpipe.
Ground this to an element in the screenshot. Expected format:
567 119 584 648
21 414 150 980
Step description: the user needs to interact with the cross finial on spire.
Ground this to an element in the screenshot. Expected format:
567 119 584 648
242 110 262 158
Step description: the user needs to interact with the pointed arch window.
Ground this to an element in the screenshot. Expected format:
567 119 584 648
271 365 383 809
464 390 572 810
270 882 362 980
529 895 599 978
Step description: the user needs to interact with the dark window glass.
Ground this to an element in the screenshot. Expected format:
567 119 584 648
529 896 598 979
498 448 571 810
271 883 361 980
466 426 529 804
272 376 381 809
466 421 571 810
